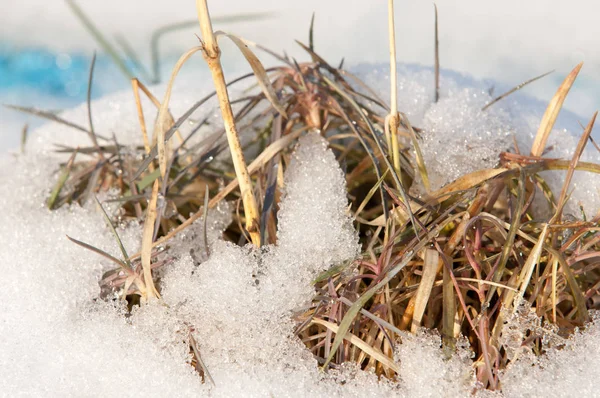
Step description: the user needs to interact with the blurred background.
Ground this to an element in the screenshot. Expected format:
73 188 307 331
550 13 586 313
1 0 599 151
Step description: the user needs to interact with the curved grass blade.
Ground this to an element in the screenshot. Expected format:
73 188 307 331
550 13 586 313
150 13 274 83
215 31 287 117
553 112 597 222
154 46 203 179
130 70 263 183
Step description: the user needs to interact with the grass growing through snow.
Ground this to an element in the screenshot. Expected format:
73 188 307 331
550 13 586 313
11 0 600 392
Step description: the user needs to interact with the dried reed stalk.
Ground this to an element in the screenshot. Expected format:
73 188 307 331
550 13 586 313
196 0 261 246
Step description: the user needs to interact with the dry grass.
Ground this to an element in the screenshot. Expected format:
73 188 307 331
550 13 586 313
15 2 600 393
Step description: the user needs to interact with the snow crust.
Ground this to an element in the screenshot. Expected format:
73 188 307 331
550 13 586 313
2 63 600 396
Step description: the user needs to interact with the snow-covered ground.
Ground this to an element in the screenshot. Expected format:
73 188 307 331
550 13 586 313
3 1 600 396
2 60 600 396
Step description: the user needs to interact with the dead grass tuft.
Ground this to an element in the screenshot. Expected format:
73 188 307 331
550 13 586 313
18 2 600 392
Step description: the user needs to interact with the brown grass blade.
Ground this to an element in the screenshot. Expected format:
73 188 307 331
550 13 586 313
214 31 287 118
432 168 507 202
402 113 430 192
190 333 215 385
513 224 549 309
411 249 438 333
141 180 161 300
530 62 583 156
66 235 129 271
311 318 400 374
553 111 597 222
4 104 108 141
131 78 152 156
153 46 202 179
482 70 553 111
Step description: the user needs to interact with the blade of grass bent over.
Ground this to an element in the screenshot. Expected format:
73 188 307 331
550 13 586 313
214 31 287 117
66 235 129 271
4 104 108 141
150 13 274 83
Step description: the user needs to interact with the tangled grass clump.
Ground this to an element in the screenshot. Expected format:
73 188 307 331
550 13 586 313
13 0 600 392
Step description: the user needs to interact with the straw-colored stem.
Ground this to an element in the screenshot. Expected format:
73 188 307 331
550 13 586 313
196 0 261 246
387 0 401 175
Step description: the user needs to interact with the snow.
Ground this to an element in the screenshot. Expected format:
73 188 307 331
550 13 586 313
498 307 600 398
2 58 600 395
